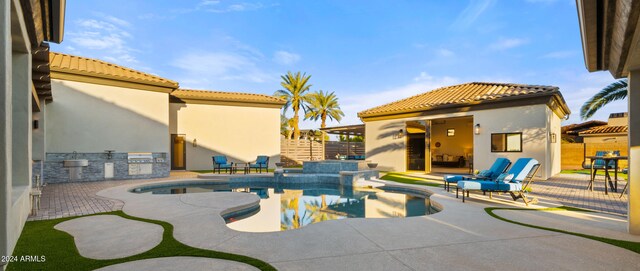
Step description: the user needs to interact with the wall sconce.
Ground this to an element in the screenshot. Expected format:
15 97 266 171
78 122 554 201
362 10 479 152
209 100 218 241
33 120 39 129
550 133 557 143
474 124 480 135
192 138 198 147
396 129 404 139
105 150 115 160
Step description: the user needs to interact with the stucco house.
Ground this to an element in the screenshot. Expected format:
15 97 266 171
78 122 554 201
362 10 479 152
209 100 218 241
169 89 283 171
1 0 65 268
358 82 570 180
40 52 284 183
579 112 629 144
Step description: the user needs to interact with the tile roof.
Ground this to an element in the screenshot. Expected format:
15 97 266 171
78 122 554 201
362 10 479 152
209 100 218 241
171 89 286 106
358 82 568 118
579 125 628 135
561 120 608 134
49 52 178 89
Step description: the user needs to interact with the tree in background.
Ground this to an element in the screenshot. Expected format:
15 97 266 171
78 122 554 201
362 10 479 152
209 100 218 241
274 71 312 140
581 79 628 120
339 135 364 142
280 114 295 139
304 90 345 128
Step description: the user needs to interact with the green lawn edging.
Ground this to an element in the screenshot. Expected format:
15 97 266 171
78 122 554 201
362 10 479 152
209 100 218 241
8 211 276 271
485 206 640 254
380 172 441 187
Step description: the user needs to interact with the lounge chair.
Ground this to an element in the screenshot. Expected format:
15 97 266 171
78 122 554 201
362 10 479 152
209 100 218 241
456 158 541 206
248 155 269 173
212 155 233 174
443 158 511 192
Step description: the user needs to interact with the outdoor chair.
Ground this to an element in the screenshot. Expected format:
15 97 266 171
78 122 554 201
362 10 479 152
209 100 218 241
588 150 620 179
443 158 511 192
456 158 541 206
248 155 270 173
212 155 233 174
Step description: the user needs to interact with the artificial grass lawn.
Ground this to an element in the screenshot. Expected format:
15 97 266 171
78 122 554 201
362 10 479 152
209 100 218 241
485 206 640 254
561 169 628 180
380 172 442 187
8 211 275 271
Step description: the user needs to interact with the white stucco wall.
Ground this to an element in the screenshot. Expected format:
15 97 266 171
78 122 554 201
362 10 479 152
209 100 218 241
170 102 281 170
46 79 170 153
365 103 560 179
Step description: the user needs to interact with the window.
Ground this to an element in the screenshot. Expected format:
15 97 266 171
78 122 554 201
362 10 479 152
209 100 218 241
447 128 455 137
491 133 522 152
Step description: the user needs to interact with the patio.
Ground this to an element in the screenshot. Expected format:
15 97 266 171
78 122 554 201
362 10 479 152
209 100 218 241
16 171 640 270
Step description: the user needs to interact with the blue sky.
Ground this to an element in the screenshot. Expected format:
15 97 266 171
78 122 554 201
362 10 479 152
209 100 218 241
51 0 627 129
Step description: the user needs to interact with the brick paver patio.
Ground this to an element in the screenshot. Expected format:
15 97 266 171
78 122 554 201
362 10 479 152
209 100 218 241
534 173 628 215
29 171 199 221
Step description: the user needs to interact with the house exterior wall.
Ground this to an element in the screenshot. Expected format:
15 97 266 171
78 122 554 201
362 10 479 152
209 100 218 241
1 0 33 267
583 135 628 144
547 106 562 179
364 103 559 179
170 102 281 170
44 79 171 183
46 79 170 153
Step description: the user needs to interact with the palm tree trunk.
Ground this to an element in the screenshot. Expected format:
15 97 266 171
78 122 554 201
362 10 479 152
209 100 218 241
293 108 300 140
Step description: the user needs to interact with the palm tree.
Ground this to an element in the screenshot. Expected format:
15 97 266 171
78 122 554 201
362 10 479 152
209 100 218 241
274 71 313 140
581 79 628 120
304 90 345 128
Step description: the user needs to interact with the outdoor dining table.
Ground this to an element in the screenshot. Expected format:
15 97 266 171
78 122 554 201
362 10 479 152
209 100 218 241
585 155 628 195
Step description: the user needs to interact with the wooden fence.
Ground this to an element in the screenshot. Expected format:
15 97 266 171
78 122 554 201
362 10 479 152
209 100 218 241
561 142 628 169
280 139 365 166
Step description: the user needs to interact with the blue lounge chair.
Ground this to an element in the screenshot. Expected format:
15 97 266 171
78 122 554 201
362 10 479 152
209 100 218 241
212 155 233 174
456 158 541 206
248 155 269 173
443 158 511 192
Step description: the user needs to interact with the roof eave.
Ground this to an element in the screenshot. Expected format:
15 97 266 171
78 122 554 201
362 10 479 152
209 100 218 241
50 70 178 93
358 92 564 121
170 96 285 108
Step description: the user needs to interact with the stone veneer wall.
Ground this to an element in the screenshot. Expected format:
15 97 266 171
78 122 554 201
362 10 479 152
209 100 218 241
44 152 170 183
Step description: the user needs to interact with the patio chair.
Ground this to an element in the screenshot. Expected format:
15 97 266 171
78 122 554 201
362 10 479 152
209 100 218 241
248 155 269 173
456 158 541 206
443 158 511 192
212 155 233 174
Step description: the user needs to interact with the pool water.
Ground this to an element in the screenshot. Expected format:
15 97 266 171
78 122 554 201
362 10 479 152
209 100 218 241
132 182 436 232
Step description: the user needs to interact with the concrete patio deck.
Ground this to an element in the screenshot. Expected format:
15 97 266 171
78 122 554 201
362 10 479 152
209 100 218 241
27 172 640 270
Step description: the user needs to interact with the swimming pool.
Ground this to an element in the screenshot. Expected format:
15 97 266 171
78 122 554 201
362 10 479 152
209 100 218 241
132 182 437 232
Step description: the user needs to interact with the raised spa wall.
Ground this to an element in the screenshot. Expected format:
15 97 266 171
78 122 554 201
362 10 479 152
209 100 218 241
233 160 379 187
43 152 170 183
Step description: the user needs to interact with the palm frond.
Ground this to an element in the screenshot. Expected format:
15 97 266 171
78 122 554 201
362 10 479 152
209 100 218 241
580 79 628 120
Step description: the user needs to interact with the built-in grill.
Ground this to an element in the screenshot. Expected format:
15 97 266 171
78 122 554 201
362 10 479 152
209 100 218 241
127 152 154 164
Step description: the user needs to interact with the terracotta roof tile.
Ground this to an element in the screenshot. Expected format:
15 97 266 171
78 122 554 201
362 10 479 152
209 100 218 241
358 82 567 118
49 52 178 88
579 125 628 135
171 89 286 106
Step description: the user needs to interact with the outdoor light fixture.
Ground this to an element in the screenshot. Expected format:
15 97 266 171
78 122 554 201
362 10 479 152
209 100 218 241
474 124 480 135
32 120 39 129
397 129 404 138
550 133 557 143
192 138 198 147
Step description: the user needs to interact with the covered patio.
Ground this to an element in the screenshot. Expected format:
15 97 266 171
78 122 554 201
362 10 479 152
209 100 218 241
320 124 365 160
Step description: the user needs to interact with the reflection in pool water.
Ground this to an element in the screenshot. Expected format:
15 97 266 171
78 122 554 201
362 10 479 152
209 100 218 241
132 183 435 232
